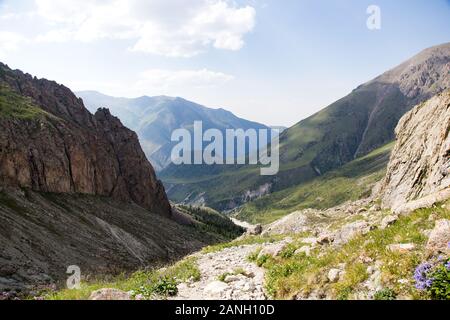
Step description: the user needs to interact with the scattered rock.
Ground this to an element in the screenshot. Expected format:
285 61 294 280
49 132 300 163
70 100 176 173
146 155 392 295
204 281 229 295
224 275 240 283
248 224 262 235
387 243 416 253
380 215 398 229
426 219 450 255
317 233 334 245
89 288 132 300
327 269 342 283
258 242 288 258
294 246 311 257
334 221 371 245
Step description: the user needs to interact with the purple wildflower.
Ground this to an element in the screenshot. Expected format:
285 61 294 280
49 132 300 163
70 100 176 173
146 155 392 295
414 263 433 290
445 260 450 271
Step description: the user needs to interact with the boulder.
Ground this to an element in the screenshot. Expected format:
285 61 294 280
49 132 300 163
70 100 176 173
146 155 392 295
204 281 229 295
387 243 416 253
327 269 342 283
247 224 262 235
426 219 450 255
380 215 398 229
334 221 371 245
89 288 132 300
258 242 288 258
294 246 311 257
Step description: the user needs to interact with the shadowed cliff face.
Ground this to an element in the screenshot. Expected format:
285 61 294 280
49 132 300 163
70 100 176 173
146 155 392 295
0 62 171 217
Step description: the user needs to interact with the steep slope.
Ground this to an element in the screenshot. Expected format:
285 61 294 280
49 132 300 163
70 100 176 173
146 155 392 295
0 63 244 293
161 42 450 211
0 63 171 217
0 189 237 292
77 91 270 171
380 89 450 212
236 142 393 224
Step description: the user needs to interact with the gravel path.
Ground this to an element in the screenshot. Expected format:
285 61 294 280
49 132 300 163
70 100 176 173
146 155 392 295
172 244 267 300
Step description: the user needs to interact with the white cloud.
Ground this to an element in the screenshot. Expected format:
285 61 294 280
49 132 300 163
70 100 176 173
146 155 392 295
32 0 256 57
137 68 234 91
0 31 28 59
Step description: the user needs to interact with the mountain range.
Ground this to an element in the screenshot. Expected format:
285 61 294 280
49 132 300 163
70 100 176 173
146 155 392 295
160 42 450 211
77 91 272 171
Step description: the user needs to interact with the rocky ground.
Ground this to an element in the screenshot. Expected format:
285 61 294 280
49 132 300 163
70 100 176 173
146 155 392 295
172 244 266 300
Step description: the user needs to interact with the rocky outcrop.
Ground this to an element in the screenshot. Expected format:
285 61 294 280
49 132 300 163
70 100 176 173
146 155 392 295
0 62 171 217
380 90 450 212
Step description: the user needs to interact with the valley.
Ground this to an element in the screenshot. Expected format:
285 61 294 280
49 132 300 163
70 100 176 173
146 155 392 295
0 42 449 301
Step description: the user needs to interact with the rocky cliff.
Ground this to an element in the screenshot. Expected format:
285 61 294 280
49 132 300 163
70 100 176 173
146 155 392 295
381 90 450 212
0 62 171 217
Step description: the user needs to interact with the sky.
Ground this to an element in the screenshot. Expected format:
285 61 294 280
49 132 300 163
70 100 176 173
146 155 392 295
0 0 449 127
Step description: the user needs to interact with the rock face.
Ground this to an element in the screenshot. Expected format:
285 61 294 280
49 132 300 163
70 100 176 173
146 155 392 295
0 62 171 217
381 90 450 212
426 219 450 255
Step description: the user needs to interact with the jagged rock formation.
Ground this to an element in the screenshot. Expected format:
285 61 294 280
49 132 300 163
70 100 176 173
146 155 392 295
381 90 450 212
0 63 225 293
0 62 171 217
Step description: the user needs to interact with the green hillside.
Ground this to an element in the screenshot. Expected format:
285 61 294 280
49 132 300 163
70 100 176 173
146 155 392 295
161 43 449 210
236 142 393 224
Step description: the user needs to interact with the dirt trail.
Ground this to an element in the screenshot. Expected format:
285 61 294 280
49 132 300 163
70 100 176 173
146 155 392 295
172 244 266 300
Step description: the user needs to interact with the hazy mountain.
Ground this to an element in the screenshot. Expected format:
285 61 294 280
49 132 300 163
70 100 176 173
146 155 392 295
77 91 271 171
161 42 450 210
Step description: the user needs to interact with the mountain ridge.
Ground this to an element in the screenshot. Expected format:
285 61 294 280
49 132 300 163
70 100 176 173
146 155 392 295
161 42 450 211
77 90 272 171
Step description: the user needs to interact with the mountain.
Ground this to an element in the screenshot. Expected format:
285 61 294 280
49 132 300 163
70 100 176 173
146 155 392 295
77 91 271 171
161 42 450 211
0 63 242 292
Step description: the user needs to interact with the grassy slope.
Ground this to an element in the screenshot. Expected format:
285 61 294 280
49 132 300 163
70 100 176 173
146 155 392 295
0 83 50 120
236 142 393 224
160 82 403 210
253 200 450 300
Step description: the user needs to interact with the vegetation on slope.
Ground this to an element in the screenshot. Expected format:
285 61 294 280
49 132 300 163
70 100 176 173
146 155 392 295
237 142 393 224
0 83 50 120
177 205 245 240
45 257 200 300
250 200 449 300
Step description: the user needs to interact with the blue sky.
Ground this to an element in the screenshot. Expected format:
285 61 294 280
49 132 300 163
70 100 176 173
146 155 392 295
0 0 449 126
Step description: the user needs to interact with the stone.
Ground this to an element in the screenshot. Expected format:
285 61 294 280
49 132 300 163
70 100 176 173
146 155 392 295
380 215 398 229
426 219 450 255
242 282 255 292
333 221 371 245
327 269 342 283
387 243 416 253
317 233 334 245
204 281 229 295
248 224 262 235
258 242 288 258
224 275 240 283
294 246 311 257
89 288 132 300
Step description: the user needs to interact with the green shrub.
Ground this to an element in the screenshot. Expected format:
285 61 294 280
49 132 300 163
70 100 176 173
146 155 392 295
428 261 450 300
256 254 270 267
374 288 397 300
150 276 178 297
